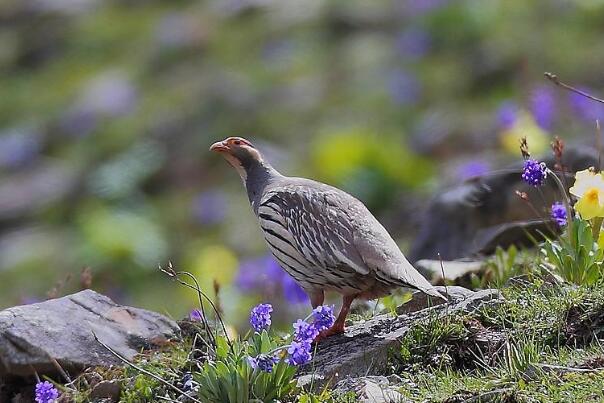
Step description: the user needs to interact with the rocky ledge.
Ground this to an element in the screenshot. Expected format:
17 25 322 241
0 290 179 379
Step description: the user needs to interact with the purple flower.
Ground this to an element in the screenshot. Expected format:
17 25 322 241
457 160 490 180
551 202 567 227
286 340 313 366
192 190 227 226
293 319 319 342
0 127 41 169
236 255 283 292
247 354 278 373
521 159 548 187
311 305 335 331
388 69 421 106
531 86 556 130
35 381 59 403
496 101 518 129
569 89 604 122
395 27 431 60
189 309 203 322
250 303 273 332
281 275 309 304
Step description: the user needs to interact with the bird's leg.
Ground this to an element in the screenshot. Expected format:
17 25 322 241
309 290 324 309
316 294 356 341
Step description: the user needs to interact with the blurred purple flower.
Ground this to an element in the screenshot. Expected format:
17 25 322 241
189 309 203 322
531 86 556 130
569 89 604 122
496 101 518 129
79 71 138 118
0 127 41 169
192 190 227 226
388 70 421 105
395 27 431 60
281 274 309 304
235 255 282 292
457 160 490 180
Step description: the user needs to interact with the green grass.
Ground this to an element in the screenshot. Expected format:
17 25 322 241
387 280 604 402
63 280 604 402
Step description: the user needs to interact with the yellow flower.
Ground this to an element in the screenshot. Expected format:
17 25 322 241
500 111 549 155
569 168 604 219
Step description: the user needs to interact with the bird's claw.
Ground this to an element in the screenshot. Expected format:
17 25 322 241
313 323 345 343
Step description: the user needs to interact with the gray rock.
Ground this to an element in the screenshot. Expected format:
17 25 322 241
409 147 598 262
396 285 475 314
299 288 503 390
0 290 179 377
333 376 408 403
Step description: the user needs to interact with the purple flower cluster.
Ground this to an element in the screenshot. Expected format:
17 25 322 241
293 319 319 342
287 341 313 366
247 354 279 373
311 305 336 331
250 303 273 332
35 381 59 403
521 159 548 187
246 304 335 371
551 202 567 227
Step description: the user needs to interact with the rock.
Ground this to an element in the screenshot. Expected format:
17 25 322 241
299 288 503 390
90 380 121 401
333 376 408 403
396 285 475 315
0 290 180 378
409 146 598 262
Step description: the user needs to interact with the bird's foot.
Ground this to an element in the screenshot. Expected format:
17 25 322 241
314 323 345 343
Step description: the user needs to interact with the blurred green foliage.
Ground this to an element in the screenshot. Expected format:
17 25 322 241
2 0 604 329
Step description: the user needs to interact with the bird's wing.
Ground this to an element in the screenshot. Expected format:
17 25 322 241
258 183 370 281
259 181 442 298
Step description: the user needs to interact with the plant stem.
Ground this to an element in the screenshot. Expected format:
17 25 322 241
547 168 574 247
592 217 603 243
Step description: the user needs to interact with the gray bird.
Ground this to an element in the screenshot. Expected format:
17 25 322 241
211 137 444 338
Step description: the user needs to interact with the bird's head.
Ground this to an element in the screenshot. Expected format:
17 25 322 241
210 136 266 181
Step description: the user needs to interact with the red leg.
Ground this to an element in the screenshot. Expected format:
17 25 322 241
316 294 357 341
309 290 324 309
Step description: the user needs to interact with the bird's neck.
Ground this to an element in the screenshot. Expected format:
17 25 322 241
244 161 282 212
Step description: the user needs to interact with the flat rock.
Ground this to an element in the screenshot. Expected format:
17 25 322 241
299 288 502 390
396 285 475 315
0 290 179 377
334 376 409 403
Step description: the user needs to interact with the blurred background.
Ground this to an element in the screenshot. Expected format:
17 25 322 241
2 0 604 329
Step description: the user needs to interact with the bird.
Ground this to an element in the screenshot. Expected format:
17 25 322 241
210 136 445 338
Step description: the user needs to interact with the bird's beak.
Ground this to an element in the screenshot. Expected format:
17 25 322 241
210 140 230 153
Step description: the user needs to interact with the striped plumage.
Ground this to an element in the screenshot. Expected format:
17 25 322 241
211 137 444 338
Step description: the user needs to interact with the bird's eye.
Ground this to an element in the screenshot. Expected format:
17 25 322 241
233 139 242 145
